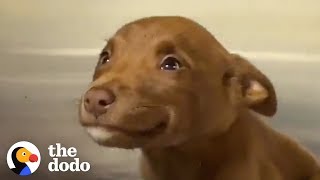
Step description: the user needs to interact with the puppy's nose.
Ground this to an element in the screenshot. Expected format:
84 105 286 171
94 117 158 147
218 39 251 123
83 88 115 117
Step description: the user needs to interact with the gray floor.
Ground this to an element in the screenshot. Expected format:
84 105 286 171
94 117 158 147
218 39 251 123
0 53 319 179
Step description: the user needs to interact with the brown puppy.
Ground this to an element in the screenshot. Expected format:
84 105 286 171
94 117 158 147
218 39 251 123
79 16 320 180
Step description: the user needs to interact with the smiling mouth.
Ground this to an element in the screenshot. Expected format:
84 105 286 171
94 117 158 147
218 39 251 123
84 119 168 138
81 104 170 138
100 121 168 137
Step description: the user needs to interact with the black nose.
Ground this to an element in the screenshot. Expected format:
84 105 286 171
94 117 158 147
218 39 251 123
83 88 115 117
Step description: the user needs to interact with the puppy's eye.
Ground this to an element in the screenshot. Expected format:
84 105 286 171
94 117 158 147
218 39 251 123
160 55 181 71
99 52 111 65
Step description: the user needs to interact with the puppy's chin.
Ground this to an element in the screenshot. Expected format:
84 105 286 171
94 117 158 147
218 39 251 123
86 126 113 144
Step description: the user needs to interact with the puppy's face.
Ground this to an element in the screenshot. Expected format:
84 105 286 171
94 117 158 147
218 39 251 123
79 17 277 149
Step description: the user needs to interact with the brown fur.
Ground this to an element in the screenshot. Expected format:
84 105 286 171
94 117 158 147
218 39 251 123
79 16 320 180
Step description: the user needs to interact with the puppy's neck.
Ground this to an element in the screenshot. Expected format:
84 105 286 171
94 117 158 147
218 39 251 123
141 110 258 176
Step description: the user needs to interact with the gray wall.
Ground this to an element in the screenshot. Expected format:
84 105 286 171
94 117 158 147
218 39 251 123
1 0 320 53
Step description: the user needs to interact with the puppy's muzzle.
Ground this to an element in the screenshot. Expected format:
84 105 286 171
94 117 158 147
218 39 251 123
83 87 115 117
80 87 170 142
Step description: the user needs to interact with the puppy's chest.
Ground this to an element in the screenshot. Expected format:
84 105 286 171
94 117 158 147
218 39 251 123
142 156 218 180
142 155 289 180
152 162 283 180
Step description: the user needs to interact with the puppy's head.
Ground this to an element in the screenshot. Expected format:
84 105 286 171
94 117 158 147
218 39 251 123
79 16 277 149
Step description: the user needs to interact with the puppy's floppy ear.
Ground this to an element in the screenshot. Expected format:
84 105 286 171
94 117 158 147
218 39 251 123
228 54 277 117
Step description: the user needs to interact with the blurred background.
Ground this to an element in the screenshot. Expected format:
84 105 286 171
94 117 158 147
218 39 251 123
0 0 319 179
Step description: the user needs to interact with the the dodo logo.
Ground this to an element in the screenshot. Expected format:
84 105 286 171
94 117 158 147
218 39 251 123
7 141 41 176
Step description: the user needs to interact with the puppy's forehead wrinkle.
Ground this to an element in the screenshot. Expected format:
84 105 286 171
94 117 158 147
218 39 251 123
155 40 176 55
